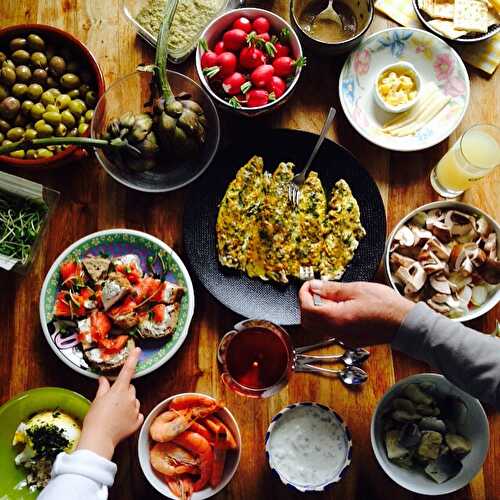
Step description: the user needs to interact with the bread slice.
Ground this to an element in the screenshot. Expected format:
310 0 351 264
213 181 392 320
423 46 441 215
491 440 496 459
83 338 136 372
137 303 180 339
82 255 111 282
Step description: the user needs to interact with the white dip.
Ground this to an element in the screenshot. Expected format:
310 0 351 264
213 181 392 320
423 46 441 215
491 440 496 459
268 405 348 487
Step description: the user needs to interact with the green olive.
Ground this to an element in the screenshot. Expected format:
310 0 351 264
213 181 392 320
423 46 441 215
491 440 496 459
48 88 61 97
24 128 38 140
0 119 10 133
21 100 34 116
30 102 45 120
66 61 80 73
79 115 85 124
1 139 13 147
78 122 89 135
2 59 15 69
56 93 71 110
0 96 20 120
7 127 25 141
11 49 30 65
26 149 36 158
67 89 80 99
46 76 58 88
84 109 94 122
31 68 48 85
0 66 16 86
26 83 43 101
13 114 28 127
30 52 48 69
40 90 55 106
0 52 6 65
43 111 61 126
15 65 31 82
67 127 78 137
0 132 4 142
9 38 27 52
78 84 91 96
69 99 86 116
34 119 53 137
0 84 8 101
61 109 76 127
9 149 25 159
55 123 67 137
35 148 53 158
85 90 97 108
45 104 58 113
49 56 66 77
60 73 81 90
11 83 28 98
27 34 45 51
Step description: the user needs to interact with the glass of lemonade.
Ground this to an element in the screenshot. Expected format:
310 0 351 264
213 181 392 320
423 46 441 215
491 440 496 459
430 123 500 198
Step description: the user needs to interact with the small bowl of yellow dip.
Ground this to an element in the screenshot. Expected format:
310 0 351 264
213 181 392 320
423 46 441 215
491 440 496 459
374 62 421 113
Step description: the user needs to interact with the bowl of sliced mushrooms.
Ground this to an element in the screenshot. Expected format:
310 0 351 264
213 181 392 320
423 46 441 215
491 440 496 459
385 201 499 321
371 373 489 495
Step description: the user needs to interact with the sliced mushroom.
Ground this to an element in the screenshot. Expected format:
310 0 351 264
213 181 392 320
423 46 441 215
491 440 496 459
427 298 451 314
394 225 415 247
395 262 427 294
410 225 433 246
455 285 472 305
476 258 500 285
430 273 452 294
422 237 451 261
445 210 475 236
483 233 497 260
456 227 478 244
419 249 446 274
469 247 487 268
449 243 478 273
476 216 491 236
425 209 445 230
471 285 488 306
390 252 416 269
430 220 452 243
448 272 473 291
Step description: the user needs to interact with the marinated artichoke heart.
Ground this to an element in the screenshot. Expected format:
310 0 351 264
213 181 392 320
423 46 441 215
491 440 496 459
381 382 473 484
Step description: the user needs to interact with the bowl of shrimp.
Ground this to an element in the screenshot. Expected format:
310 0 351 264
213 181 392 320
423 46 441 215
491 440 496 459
138 392 242 499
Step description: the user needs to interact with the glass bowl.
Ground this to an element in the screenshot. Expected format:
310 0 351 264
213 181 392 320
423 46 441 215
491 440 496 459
91 70 220 193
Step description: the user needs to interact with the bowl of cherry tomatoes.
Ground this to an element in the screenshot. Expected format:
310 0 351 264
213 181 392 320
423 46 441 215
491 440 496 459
196 8 304 117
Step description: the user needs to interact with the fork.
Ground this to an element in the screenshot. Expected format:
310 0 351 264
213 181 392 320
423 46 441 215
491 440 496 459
288 106 337 208
299 266 322 306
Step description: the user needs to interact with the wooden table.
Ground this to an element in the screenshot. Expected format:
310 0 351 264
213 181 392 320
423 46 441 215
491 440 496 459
0 1 498 499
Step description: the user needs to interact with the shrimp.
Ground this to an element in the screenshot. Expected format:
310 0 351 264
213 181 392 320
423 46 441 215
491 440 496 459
150 401 220 443
210 429 227 489
188 421 214 444
168 394 221 411
164 474 194 500
202 415 238 450
172 431 213 492
150 442 199 476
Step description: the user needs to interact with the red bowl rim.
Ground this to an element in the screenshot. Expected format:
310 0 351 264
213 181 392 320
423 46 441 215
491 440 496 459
0 23 105 168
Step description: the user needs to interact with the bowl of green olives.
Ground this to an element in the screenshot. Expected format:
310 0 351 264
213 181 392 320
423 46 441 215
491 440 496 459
0 24 105 168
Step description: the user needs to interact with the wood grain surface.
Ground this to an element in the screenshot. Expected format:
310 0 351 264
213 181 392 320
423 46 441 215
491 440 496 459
0 1 498 499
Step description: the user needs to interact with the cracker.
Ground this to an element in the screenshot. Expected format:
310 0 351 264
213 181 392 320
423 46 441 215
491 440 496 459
419 0 455 20
428 19 469 38
454 0 489 33
487 6 500 26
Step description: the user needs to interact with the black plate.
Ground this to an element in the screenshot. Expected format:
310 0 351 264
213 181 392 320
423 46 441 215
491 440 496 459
183 129 386 325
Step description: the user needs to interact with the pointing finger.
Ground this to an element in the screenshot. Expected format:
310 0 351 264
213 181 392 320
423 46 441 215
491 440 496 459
94 376 110 400
115 347 141 388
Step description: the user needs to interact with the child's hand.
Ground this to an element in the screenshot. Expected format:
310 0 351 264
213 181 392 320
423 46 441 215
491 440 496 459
77 347 144 460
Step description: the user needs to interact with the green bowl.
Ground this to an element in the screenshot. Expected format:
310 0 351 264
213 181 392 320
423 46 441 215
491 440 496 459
0 387 90 499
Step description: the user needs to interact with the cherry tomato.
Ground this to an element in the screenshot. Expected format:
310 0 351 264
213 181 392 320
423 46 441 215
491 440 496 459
246 89 269 107
239 46 266 70
214 40 225 54
222 72 247 95
252 16 270 34
251 64 274 88
232 16 252 33
216 51 238 78
256 32 271 43
223 28 247 51
266 75 286 98
201 50 218 69
272 56 294 78
274 42 290 58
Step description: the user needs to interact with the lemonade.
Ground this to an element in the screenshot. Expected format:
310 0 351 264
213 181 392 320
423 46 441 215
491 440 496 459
431 124 500 198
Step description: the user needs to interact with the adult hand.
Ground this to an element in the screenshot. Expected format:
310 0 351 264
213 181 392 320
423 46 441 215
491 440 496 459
77 347 144 460
299 280 415 347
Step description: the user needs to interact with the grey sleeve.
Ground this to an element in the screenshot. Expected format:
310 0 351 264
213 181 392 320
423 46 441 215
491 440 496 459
391 302 500 409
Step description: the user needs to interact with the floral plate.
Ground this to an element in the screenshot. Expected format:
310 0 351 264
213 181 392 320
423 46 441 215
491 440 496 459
339 28 470 152
39 229 195 379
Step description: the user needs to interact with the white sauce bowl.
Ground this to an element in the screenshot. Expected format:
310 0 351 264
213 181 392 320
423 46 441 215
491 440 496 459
265 402 352 492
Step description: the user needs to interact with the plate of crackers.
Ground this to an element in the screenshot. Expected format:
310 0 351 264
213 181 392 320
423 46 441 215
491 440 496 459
413 0 500 42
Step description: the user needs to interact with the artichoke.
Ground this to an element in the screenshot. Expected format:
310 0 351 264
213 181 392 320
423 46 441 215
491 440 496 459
151 0 207 159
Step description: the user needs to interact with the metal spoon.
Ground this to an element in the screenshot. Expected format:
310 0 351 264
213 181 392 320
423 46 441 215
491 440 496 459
295 363 368 385
313 0 343 29
295 347 370 366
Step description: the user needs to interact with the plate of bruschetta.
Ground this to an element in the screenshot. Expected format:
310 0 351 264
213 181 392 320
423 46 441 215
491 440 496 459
39 229 194 379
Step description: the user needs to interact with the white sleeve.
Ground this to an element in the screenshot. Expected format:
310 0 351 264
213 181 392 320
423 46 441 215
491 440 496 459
38 449 117 500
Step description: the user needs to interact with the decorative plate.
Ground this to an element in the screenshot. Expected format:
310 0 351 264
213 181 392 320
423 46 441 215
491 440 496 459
265 402 352 492
39 229 195 379
183 129 386 326
0 387 90 499
339 28 470 152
